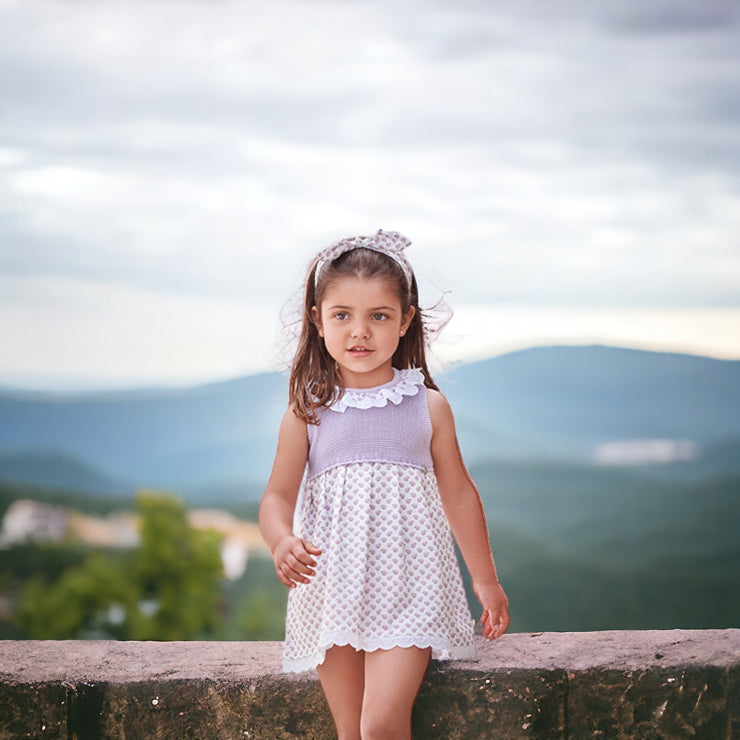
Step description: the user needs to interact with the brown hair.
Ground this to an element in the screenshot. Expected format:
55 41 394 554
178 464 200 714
289 247 440 424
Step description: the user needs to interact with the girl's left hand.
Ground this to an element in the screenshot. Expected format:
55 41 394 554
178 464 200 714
475 581 510 640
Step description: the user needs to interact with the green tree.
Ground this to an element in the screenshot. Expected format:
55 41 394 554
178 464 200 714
129 490 223 640
238 589 287 640
16 490 223 640
17 551 134 639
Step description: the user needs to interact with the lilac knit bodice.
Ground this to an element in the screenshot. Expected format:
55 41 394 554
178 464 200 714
306 368 434 479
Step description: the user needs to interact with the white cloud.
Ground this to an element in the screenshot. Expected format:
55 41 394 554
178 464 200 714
0 0 739 388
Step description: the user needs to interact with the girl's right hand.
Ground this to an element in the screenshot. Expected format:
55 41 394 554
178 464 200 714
273 536 322 588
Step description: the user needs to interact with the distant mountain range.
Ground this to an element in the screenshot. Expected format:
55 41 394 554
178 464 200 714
2 344 739 632
0 371 286 498
1 345 739 500
443 344 740 460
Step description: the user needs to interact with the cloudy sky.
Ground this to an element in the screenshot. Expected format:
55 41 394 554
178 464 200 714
1 0 739 390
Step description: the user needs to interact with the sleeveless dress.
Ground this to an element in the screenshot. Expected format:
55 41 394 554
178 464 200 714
282 367 476 673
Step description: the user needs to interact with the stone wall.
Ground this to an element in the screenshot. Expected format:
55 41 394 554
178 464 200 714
1 630 738 739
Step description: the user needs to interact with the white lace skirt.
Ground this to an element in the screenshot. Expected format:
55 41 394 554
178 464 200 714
283 461 476 673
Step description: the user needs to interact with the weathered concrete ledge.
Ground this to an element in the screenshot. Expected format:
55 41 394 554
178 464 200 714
1 630 738 739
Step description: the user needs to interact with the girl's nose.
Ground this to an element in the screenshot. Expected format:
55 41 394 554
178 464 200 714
351 321 370 338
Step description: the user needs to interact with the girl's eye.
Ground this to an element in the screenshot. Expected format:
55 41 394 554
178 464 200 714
333 312 348 320
372 313 388 321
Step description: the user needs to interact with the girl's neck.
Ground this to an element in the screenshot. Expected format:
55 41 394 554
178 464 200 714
339 365 397 390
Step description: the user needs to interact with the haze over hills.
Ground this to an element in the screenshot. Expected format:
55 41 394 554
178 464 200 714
0 345 739 498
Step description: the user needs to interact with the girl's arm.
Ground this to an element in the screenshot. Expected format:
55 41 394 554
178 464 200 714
258 407 321 588
428 389 510 640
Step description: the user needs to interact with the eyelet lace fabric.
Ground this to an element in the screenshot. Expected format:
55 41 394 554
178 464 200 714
329 367 424 413
283 368 476 674
283 463 476 673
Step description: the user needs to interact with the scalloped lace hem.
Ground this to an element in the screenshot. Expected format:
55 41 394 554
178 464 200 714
282 633 477 674
328 367 424 413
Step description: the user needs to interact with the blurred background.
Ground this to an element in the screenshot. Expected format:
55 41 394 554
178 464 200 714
0 0 738 640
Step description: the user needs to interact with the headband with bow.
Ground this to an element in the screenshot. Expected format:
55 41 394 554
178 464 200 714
314 229 414 288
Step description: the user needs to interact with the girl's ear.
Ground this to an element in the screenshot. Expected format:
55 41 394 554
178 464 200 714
310 305 324 338
400 305 416 336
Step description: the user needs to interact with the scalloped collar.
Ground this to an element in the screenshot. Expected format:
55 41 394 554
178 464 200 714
328 367 425 413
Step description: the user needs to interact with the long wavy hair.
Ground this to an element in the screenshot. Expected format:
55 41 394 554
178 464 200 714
289 247 440 424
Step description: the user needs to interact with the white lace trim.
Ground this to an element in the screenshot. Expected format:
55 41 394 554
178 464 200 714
282 632 477 674
328 367 425 413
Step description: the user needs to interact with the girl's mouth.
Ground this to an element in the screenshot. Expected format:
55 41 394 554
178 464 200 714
348 347 373 357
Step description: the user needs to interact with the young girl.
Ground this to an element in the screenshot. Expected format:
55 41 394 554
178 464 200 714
259 230 509 740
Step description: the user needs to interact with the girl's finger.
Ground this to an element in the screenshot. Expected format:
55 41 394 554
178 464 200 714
303 540 322 555
480 609 492 638
288 551 316 572
288 566 312 582
290 559 314 576
280 560 311 585
488 611 509 639
277 567 295 588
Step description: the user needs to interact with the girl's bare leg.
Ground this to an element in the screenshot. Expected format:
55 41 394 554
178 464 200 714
361 646 431 740
316 645 365 740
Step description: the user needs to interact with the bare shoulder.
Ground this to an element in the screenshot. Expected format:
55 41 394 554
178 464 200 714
427 388 467 477
281 404 307 430
278 405 308 443
265 405 309 492
426 387 455 431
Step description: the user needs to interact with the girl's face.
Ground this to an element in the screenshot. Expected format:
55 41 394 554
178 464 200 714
312 276 415 388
